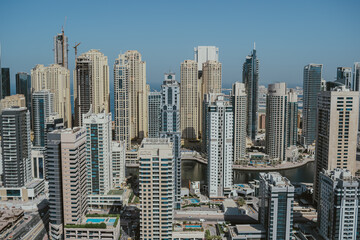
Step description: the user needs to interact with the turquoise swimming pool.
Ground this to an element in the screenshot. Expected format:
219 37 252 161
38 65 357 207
86 218 105 223
185 225 202 228
108 218 116 224
190 198 199 203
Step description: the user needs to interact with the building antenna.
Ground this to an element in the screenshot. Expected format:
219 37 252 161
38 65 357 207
254 42 256 50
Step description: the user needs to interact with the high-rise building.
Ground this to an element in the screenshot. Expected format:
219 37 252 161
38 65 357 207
313 86 359 204
1 68 10 98
111 141 126 188
353 62 360 91
32 90 54 147
47 128 87 240
319 169 360 240
54 30 68 68
205 93 233 198
1 107 31 187
302 64 323 146
232 82 247 161
266 83 288 161
139 138 174 240
160 73 181 209
259 172 294 240
31 64 72 128
194 46 219 71
31 146 45 179
180 60 199 140
113 51 148 143
148 91 161 138
74 49 110 126
287 89 298 147
0 94 26 112
336 67 352 89
16 72 31 112
83 111 112 195
243 46 259 141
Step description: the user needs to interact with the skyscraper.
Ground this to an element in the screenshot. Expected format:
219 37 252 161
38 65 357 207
243 45 259 141
205 93 233 198
1 68 10 98
232 82 247 161
318 169 360 240
259 172 294 240
74 49 110 126
16 72 31 112
287 89 298 147
47 128 87 240
353 62 360 91
83 111 112 195
180 60 199 140
160 73 181 209
302 64 323 146
313 86 359 204
114 51 148 143
139 138 174 240
1 106 31 187
266 83 288 161
111 141 126 188
148 91 161 138
31 64 72 128
32 90 54 147
194 46 219 71
336 67 352 89
54 29 68 68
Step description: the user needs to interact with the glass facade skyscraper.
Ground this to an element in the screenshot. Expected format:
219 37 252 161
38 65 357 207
16 72 32 112
302 64 323 146
1 68 10 99
243 46 259 141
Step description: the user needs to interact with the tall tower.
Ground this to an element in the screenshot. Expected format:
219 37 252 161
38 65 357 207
74 50 110 126
1 106 31 187
205 93 233 198
54 29 68 68
148 91 161 138
111 141 126 188
302 63 323 146
259 172 294 240
180 60 199 140
83 111 112 195
114 51 148 143
47 128 87 240
1 68 10 99
313 86 359 204
287 89 298 147
336 67 352 89
232 82 247 161
318 169 360 240
160 73 181 209
194 46 219 72
353 62 360 91
265 83 288 161
243 45 259 141
16 72 31 113
31 64 72 128
32 90 54 147
139 138 174 240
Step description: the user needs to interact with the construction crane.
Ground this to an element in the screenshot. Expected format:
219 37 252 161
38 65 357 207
74 42 81 59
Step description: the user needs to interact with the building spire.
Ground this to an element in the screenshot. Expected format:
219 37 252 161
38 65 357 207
254 42 256 50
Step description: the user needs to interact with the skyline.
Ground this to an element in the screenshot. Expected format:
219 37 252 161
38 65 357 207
1 0 360 94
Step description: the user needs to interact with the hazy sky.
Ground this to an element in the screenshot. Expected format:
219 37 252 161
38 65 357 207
1 0 359 93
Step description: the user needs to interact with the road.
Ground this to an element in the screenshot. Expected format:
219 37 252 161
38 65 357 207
21 212 49 240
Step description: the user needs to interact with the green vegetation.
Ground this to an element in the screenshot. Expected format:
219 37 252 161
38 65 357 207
114 216 120 227
64 223 106 229
129 192 135 202
108 189 124 195
237 197 246 206
134 196 140 204
205 229 221 240
183 227 204 232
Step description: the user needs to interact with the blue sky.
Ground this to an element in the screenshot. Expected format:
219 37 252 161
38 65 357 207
1 0 359 93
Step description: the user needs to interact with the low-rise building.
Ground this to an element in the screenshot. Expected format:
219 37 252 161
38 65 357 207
0 179 45 201
229 224 266 240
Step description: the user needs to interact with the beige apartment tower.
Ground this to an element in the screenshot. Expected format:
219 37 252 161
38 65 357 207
31 64 72 128
114 50 148 146
232 82 247 161
313 86 359 204
47 128 88 239
180 60 199 140
139 138 174 240
74 49 110 126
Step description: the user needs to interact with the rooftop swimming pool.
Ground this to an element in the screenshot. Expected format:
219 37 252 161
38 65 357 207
108 218 116 224
189 198 200 203
86 218 105 223
185 225 202 228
